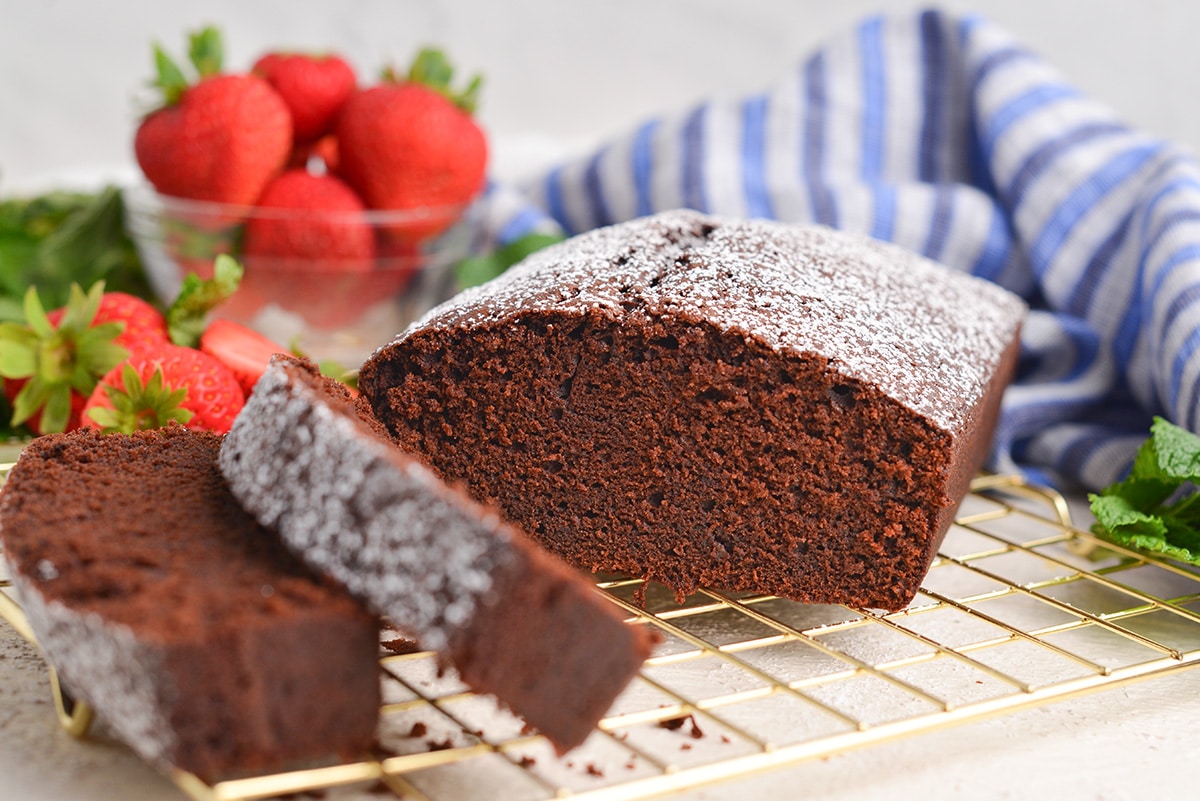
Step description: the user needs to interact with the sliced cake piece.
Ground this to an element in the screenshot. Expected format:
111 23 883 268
219 356 656 751
358 210 1027 610
0 427 380 781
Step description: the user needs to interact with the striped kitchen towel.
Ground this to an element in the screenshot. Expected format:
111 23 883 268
479 8 1200 492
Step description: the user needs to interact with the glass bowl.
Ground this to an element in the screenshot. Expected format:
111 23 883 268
123 183 481 366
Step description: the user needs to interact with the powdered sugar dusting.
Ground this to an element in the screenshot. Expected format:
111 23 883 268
389 211 1026 433
9 568 175 769
219 360 513 653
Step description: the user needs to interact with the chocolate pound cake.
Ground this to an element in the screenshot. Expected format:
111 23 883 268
358 210 1026 610
219 356 656 751
0 427 380 781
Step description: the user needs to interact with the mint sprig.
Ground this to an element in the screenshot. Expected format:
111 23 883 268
1088 416 1200 564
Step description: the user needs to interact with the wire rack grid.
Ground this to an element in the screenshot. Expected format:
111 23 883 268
2 461 1200 801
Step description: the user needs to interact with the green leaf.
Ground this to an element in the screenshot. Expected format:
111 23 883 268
1089 493 1169 540
187 26 224 77
454 232 564 289
22 286 53 338
39 384 73 435
153 43 190 106
0 324 38 377
10 376 50 427
87 364 193 434
1089 416 1200 566
0 188 151 311
166 254 244 347
399 47 484 114
1146 416 1200 482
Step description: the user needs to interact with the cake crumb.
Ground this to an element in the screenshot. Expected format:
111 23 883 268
427 737 454 751
659 713 704 738
381 637 421 655
586 763 605 777
407 722 428 738
518 755 537 768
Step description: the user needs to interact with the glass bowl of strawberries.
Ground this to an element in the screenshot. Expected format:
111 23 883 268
123 28 490 367
124 182 481 366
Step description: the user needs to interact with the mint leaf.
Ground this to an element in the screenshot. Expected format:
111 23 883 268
455 232 564 289
1146 415 1200 481
1089 416 1200 565
0 187 151 312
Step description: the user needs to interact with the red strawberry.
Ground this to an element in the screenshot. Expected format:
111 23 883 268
0 283 168 435
134 27 292 206
199 319 288 396
83 343 245 435
336 48 487 241
242 169 376 270
91 292 171 356
252 51 357 144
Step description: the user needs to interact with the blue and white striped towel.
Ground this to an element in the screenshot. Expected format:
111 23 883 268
480 8 1200 492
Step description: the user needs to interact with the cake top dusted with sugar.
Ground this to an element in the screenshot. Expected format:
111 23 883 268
391 210 1026 434
219 357 514 653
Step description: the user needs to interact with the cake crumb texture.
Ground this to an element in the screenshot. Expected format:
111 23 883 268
0 427 380 781
359 210 1026 609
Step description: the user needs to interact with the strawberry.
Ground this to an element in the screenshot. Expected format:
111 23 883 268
252 51 357 144
336 48 487 241
0 283 168 435
83 343 245 435
199 319 288 396
242 169 376 271
90 292 171 355
134 27 292 206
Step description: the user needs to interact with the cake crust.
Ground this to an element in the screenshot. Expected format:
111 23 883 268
358 210 1026 609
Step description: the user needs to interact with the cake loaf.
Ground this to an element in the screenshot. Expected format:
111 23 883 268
219 356 656 751
0 427 380 781
358 210 1026 610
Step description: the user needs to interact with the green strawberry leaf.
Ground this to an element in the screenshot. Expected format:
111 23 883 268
152 44 190 106
87 364 193 434
166 254 244 347
187 26 224 78
0 323 38 377
397 47 484 114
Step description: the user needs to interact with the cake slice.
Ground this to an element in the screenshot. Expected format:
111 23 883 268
358 210 1027 610
219 356 656 752
0 427 380 781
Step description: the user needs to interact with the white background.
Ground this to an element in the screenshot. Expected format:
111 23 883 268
2 0 1199 191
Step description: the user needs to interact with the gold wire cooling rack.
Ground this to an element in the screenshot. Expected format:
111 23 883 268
3 462 1200 801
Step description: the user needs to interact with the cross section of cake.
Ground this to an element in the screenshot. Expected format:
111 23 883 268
359 210 1026 610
